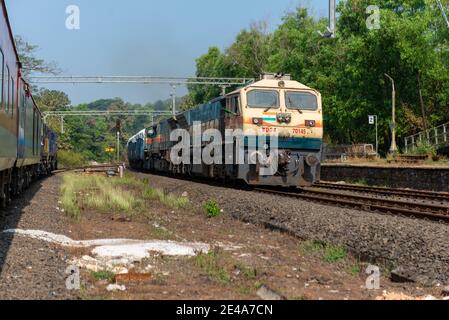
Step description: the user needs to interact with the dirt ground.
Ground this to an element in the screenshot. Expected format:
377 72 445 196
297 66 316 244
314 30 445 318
65 172 443 300
0 172 445 300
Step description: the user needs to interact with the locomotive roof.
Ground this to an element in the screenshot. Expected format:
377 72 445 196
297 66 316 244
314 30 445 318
227 78 317 96
127 129 146 144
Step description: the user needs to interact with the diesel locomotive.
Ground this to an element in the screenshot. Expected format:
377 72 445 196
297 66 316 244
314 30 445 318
0 1 57 207
128 73 323 187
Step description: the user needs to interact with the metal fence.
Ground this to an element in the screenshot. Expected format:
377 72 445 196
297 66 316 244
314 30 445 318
404 122 449 153
323 144 377 162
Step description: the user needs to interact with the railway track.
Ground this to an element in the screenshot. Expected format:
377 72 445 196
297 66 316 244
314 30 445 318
52 164 123 174
254 187 449 223
315 182 449 202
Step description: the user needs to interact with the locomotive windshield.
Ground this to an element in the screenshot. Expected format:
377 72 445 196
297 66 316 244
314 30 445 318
285 91 318 111
247 90 279 108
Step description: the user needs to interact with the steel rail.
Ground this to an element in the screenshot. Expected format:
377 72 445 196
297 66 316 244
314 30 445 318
314 182 449 202
254 187 449 223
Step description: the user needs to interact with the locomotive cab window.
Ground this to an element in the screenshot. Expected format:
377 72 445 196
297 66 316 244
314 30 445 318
285 91 318 111
147 126 157 138
247 90 279 109
226 95 240 115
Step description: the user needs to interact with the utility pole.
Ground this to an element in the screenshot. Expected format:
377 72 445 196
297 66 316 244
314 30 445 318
369 115 379 156
116 119 121 163
384 73 398 153
116 131 120 163
319 0 337 38
329 0 336 38
60 116 64 134
436 0 449 28
171 85 176 116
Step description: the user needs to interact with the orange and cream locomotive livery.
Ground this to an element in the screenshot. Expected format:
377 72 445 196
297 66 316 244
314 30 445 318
128 73 323 187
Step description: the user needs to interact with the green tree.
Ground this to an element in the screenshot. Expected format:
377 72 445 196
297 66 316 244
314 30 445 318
34 89 70 112
15 35 60 79
188 1 449 153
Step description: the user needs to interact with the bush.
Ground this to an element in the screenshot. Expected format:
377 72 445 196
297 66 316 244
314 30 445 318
204 200 221 218
414 141 436 157
58 150 87 168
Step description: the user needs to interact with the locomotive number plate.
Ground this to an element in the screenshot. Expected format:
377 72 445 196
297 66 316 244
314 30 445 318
261 127 277 133
292 128 307 135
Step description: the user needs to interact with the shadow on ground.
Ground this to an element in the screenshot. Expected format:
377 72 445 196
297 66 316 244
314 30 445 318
0 180 43 276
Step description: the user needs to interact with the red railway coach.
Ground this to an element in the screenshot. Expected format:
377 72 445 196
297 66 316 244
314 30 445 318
0 0 56 207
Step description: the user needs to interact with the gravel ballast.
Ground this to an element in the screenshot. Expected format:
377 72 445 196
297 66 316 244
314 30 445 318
0 175 76 300
138 172 449 285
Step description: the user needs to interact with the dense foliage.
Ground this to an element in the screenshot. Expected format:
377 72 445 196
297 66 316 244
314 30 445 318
186 0 449 153
32 92 175 164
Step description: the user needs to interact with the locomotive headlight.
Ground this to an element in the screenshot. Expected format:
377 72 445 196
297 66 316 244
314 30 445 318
305 120 316 127
252 118 263 126
147 128 155 137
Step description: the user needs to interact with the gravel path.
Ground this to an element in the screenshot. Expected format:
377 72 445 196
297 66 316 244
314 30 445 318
137 172 449 285
0 175 76 300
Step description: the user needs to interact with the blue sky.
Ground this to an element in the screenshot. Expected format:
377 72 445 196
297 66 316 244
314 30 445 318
6 0 330 105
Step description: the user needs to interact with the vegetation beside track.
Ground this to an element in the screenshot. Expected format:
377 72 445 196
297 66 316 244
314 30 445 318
60 173 190 220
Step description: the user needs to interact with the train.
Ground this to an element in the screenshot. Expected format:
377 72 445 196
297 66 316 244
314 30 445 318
0 1 57 207
128 73 323 187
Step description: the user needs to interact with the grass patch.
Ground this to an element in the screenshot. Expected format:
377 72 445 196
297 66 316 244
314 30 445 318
142 186 190 209
352 179 368 186
150 224 176 240
300 241 324 255
111 174 146 188
57 150 88 169
204 200 221 218
61 173 191 220
235 263 257 279
60 173 143 219
90 270 116 282
323 245 348 263
300 241 348 263
346 262 362 276
192 249 231 285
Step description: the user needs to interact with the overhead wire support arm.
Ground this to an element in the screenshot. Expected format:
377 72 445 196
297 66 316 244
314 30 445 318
42 110 173 123
28 76 255 86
